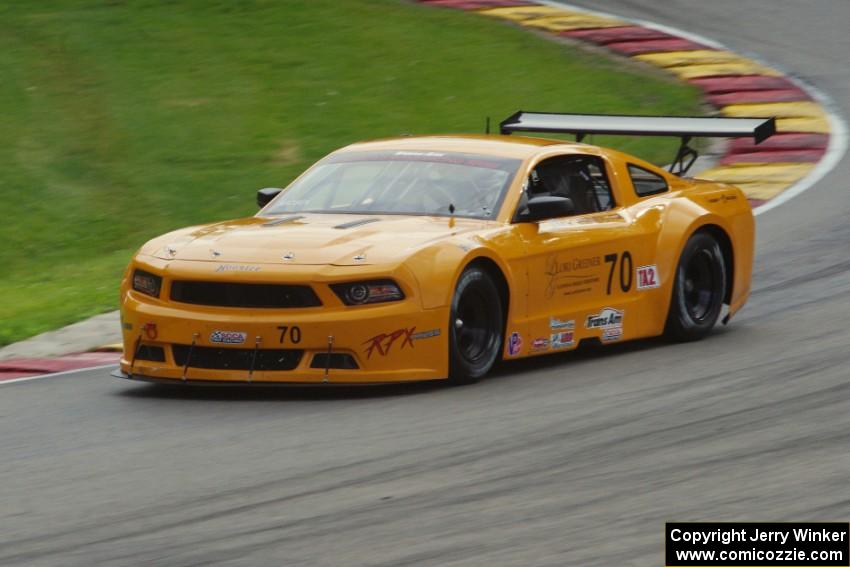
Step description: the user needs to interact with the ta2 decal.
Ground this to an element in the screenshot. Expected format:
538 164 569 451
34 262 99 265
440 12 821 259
636 265 660 290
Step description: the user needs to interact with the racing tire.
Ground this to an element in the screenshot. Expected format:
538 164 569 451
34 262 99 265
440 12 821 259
448 266 504 385
664 231 727 342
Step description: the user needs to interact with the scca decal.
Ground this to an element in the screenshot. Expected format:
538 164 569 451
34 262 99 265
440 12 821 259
210 330 247 344
363 327 415 358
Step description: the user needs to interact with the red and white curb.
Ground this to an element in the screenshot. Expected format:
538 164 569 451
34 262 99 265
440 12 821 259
416 0 847 215
0 351 120 384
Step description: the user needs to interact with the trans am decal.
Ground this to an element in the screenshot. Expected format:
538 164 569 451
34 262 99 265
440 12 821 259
586 308 624 343
585 308 623 329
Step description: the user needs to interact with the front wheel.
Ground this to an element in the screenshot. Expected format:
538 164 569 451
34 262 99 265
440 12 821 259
664 232 727 342
448 266 504 385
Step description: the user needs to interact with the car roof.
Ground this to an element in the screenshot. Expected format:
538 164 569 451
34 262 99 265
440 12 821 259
336 134 593 160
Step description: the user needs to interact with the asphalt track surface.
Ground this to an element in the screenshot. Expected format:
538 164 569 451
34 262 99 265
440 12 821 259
2 2 848 565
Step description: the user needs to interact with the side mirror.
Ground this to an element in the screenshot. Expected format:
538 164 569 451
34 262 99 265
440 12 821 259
524 195 575 222
257 187 283 209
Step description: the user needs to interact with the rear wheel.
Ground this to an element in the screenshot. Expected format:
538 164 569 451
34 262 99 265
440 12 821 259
665 231 727 342
448 266 504 385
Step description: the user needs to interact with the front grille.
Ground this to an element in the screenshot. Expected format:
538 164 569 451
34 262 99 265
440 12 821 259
172 345 303 371
135 345 166 362
170 281 321 308
311 353 359 370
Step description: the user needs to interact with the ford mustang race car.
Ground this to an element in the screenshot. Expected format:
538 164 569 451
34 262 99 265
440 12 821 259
114 112 774 386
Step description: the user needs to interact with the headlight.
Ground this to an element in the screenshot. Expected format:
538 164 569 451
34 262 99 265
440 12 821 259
132 269 162 298
330 280 404 305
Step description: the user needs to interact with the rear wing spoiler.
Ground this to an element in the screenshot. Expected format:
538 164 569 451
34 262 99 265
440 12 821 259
499 111 776 175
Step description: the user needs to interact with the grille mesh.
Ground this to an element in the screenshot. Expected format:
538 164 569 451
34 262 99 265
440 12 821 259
170 281 321 308
172 345 303 371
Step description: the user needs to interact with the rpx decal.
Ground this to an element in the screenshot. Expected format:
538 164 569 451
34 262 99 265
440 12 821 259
636 265 660 290
210 330 247 344
585 308 624 329
508 332 522 356
363 327 415 358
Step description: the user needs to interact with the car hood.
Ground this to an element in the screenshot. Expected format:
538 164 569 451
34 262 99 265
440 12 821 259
143 214 496 266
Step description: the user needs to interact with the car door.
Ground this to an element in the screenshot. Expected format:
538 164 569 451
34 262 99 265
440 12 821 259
511 153 660 353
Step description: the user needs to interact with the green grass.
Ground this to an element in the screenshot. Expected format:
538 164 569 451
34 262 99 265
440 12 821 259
0 0 704 346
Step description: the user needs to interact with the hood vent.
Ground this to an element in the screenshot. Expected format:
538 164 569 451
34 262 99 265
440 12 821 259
334 218 379 230
262 215 304 227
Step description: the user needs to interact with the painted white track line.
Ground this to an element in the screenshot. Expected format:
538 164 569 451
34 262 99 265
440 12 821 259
0 363 117 386
543 0 849 217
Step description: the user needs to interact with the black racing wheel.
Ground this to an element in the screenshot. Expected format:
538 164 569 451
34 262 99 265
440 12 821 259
665 231 728 342
448 266 504 385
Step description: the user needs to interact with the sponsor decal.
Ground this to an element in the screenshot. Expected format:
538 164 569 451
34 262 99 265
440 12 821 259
585 307 624 329
549 317 575 330
508 332 522 356
602 328 622 342
142 322 158 340
544 254 601 298
531 337 549 351
210 330 247 344
363 327 415 358
411 328 441 340
636 265 660 290
215 264 261 273
550 331 575 349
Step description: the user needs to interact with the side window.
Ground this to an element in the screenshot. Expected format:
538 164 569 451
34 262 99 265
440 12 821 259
518 155 615 220
628 164 668 197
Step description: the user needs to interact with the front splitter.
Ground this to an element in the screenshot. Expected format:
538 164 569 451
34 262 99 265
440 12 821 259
111 368 439 387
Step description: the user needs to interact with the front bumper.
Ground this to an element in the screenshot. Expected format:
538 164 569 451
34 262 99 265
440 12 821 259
119 295 449 385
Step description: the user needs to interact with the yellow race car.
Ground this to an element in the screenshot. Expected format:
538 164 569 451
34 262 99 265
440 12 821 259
114 112 774 386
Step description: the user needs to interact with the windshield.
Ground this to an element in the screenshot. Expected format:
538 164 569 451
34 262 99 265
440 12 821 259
264 150 521 219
